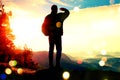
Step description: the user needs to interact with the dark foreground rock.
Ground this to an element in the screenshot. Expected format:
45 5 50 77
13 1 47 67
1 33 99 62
1 66 120 80
35 68 120 80
35 68 64 80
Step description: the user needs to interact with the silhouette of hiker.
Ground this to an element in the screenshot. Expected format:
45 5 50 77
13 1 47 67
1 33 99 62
42 5 69 69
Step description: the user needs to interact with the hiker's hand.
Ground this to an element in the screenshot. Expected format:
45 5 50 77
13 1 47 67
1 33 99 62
60 8 66 11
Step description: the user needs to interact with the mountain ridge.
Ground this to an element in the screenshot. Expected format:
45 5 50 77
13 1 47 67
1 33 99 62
32 51 120 72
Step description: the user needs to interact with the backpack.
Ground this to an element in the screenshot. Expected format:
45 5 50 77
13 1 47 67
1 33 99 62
41 14 57 36
41 14 54 36
41 22 49 36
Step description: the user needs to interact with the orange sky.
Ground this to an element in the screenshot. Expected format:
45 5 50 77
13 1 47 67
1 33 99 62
4 3 120 58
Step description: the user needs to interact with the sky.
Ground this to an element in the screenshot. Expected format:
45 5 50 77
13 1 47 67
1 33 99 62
2 0 120 58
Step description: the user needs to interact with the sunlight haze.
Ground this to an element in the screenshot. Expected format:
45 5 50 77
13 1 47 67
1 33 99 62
3 0 120 58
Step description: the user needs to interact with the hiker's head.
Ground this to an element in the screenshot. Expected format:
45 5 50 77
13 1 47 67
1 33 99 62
51 5 58 14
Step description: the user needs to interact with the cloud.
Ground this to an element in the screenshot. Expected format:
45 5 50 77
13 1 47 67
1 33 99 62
50 0 69 6
5 0 49 8
109 0 115 5
4 0 50 16
5 0 48 4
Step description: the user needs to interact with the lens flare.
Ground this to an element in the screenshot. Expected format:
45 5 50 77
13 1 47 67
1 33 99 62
62 71 70 80
73 7 80 12
99 60 105 66
17 68 23 74
104 78 108 80
56 22 61 28
5 68 12 75
102 57 107 62
101 50 107 55
9 60 17 67
77 59 83 64
0 74 7 80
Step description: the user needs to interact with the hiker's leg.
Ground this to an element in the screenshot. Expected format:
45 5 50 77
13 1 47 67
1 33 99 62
56 36 62 67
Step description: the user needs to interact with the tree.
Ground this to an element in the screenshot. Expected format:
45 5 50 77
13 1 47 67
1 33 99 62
0 2 15 62
22 44 38 69
0 2 38 69
13 45 38 69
